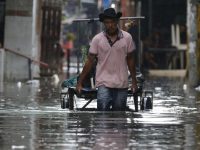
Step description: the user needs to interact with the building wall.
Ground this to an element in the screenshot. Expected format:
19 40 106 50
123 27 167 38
3 0 41 81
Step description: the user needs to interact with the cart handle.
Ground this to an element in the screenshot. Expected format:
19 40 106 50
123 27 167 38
73 16 145 22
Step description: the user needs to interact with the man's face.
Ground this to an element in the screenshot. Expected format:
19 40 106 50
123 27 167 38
103 18 118 35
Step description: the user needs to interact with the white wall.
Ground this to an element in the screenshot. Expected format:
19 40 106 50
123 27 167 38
4 0 41 81
4 16 33 80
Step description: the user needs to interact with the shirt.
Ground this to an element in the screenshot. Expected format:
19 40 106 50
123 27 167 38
89 30 135 88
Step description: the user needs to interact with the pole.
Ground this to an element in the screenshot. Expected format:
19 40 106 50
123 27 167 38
138 19 141 72
28 59 32 80
187 0 199 86
77 23 80 74
73 16 145 22
0 49 4 93
197 3 200 83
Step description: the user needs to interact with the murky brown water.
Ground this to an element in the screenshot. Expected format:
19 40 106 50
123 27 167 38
0 76 200 150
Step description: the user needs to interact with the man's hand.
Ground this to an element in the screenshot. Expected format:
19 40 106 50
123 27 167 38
127 51 138 93
75 53 96 94
131 81 138 93
76 82 83 94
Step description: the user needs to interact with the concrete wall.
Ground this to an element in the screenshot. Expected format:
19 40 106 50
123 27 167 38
3 0 41 81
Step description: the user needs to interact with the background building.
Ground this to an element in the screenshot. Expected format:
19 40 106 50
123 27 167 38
1 0 62 81
0 0 199 85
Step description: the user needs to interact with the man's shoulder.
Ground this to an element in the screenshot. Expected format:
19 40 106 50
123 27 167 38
121 30 132 38
93 32 104 39
90 32 104 45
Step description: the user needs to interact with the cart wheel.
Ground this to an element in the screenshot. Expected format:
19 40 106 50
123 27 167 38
140 96 152 110
60 87 70 109
68 88 75 110
61 95 69 109
146 97 152 109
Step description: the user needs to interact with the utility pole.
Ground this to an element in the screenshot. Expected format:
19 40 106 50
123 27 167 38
197 1 200 84
187 0 200 86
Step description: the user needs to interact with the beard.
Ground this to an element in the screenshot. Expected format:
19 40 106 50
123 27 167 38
106 27 118 36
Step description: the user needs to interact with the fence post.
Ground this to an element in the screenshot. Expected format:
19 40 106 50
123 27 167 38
0 48 4 93
28 59 32 80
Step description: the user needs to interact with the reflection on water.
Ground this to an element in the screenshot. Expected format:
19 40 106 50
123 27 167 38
0 77 200 150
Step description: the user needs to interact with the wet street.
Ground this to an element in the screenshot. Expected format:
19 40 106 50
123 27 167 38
0 75 200 150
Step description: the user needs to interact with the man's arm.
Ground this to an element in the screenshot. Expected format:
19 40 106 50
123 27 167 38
127 51 137 92
76 53 96 93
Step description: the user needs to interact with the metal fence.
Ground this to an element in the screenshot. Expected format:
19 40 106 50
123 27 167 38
40 0 62 76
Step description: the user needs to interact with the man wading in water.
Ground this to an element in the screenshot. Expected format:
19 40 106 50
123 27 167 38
76 8 137 111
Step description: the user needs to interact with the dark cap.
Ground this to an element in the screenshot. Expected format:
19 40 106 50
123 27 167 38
99 8 122 22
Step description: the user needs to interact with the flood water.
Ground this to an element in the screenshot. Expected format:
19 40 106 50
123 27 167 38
0 76 200 150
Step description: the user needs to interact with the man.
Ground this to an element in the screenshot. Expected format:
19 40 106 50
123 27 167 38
76 8 137 111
